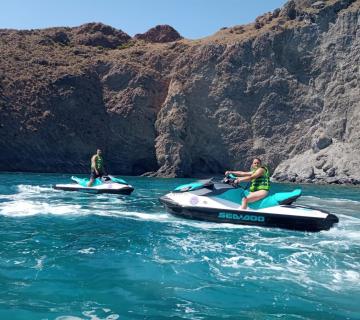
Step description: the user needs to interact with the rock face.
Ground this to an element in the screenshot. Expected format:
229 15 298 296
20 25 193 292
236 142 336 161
271 0 360 184
134 25 183 43
0 0 359 184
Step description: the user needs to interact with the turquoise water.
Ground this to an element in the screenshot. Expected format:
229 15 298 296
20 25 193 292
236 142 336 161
0 172 359 320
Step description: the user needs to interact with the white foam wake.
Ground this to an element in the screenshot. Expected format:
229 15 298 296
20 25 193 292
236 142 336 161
0 200 81 217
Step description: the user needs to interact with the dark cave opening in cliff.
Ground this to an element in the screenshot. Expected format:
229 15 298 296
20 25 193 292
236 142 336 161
191 157 223 176
131 158 158 176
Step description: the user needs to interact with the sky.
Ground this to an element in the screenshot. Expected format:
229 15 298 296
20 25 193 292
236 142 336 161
0 0 288 39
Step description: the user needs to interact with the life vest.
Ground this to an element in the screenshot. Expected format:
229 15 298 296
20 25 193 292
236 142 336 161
250 166 270 192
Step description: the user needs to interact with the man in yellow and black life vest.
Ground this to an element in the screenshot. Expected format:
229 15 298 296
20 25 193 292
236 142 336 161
87 148 105 187
225 158 270 209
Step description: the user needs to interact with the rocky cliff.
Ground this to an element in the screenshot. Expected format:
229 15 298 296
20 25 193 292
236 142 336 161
0 0 359 184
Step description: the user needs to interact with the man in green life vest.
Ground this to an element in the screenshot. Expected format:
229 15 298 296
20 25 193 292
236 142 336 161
87 149 105 187
225 158 270 209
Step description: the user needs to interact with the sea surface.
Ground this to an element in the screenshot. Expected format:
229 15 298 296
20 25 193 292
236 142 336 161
0 172 359 320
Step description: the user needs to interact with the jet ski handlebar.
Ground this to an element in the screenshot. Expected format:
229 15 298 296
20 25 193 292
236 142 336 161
222 175 235 185
221 174 244 189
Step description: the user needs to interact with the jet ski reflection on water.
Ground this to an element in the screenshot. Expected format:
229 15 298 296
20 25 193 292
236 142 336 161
54 175 134 195
159 175 339 232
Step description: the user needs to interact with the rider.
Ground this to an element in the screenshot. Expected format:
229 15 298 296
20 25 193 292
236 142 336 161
87 149 105 187
225 158 270 209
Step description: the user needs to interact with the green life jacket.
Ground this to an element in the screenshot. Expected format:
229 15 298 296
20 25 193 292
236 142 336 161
91 155 104 171
250 166 270 192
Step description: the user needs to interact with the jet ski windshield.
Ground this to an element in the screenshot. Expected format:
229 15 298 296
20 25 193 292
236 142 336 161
174 178 214 192
174 179 238 197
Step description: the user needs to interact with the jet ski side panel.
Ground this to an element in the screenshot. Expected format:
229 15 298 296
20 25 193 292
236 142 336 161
159 196 338 232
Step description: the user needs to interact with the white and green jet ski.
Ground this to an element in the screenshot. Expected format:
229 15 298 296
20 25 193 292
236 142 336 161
159 175 338 232
54 175 134 195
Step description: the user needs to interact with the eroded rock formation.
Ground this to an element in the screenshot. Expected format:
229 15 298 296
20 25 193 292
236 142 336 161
134 25 182 43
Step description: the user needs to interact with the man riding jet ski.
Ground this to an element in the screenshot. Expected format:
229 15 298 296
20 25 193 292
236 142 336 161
159 173 339 232
54 148 133 195
53 175 134 195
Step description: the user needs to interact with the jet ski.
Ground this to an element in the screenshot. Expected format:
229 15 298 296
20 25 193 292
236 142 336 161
53 175 134 195
159 175 339 232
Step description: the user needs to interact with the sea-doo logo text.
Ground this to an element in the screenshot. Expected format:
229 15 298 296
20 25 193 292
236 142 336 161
218 212 265 222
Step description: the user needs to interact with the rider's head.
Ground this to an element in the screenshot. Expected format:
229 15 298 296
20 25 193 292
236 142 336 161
97 149 102 156
251 158 262 169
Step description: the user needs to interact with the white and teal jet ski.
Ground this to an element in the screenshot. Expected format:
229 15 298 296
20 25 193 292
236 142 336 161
54 175 134 195
159 176 338 232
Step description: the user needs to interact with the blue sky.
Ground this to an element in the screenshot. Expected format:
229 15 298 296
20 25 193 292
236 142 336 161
0 0 288 39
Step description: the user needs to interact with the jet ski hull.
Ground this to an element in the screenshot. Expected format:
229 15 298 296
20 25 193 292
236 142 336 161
53 183 134 195
160 195 339 232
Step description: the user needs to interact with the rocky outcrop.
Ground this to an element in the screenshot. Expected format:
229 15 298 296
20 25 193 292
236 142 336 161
273 141 360 184
35 23 131 49
0 0 359 184
73 23 131 48
134 25 182 43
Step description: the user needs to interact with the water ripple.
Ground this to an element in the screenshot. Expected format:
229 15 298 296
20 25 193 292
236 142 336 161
0 173 359 319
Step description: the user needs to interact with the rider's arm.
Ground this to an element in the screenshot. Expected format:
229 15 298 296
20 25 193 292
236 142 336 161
91 155 98 174
225 170 252 177
235 168 265 183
